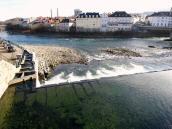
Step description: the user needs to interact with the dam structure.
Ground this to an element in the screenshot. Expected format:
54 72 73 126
0 39 38 99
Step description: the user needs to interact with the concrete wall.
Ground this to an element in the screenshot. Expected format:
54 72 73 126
170 32 172 39
0 60 19 98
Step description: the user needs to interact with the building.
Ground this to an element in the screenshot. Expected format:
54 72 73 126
106 11 133 32
56 19 74 32
27 17 37 24
74 9 82 17
146 8 172 27
100 13 109 32
170 8 172 27
76 12 101 32
131 13 142 23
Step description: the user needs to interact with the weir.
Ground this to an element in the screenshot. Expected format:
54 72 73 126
170 31 172 39
0 39 38 99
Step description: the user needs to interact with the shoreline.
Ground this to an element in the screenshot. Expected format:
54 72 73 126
5 30 171 39
22 45 88 82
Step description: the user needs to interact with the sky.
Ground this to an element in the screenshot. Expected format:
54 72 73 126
0 0 172 21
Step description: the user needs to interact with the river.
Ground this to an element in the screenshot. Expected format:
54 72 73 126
1 32 172 85
1 32 172 128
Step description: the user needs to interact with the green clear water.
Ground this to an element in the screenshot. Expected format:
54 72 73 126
1 71 172 129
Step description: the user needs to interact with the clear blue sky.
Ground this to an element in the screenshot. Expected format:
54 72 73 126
0 0 172 21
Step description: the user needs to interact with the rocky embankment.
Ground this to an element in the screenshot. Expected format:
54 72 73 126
101 48 142 57
22 45 88 80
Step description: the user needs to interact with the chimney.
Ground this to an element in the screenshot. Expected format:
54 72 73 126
50 9 53 18
57 8 59 17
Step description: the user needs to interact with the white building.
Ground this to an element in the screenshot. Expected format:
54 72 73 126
146 8 172 27
57 19 74 32
76 11 134 32
74 9 82 17
100 13 109 32
131 13 142 23
76 12 101 32
107 11 133 32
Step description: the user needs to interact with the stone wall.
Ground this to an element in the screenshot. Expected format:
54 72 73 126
0 60 19 98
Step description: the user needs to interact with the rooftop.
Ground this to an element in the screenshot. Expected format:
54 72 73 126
78 12 100 18
148 11 172 17
60 19 70 23
109 11 132 17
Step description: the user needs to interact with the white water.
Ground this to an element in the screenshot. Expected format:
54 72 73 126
42 63 147 86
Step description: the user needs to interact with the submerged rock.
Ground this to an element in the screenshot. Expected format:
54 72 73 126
164 39 172 41
148 46 156 48
162 47 172 50
101 48 142 57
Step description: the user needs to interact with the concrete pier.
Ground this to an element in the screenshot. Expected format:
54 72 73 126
170 31 172 39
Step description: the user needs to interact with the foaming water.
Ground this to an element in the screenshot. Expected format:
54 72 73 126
43 63 147 86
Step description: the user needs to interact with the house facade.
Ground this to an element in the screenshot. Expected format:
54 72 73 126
76 13 101 32
107 11 133 32
146 9 172 28
76 11 133 32
100 13 109 32
57 19 74 32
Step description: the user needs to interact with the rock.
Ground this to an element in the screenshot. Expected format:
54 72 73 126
22 45 88 81
162 47 172 50
148 46 156 48
101 48 142 57
164 39 172 41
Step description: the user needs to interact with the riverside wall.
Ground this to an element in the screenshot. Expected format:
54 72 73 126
170 32 172 39
0 60 19 98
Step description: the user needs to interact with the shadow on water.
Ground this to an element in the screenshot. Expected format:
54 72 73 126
72 84 82 102
1 71 172 129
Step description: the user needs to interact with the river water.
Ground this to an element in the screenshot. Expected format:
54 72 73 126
1 32 172 85
1 32 172 128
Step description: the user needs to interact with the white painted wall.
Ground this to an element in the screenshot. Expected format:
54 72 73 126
57 22 73 32
100 13 109 32
76 15 133 32
106 17 133 31
147 16 171 27
76 18 101 32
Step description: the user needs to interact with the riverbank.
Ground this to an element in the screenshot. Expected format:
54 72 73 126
5 30 170 38
22 45 88 81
